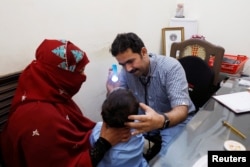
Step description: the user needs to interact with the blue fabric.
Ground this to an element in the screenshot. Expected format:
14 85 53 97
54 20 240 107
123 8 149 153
90 122 149 167
119 53 195 114
118 53 195 155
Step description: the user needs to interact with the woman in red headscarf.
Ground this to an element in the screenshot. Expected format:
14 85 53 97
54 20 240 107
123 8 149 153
0 39 130 167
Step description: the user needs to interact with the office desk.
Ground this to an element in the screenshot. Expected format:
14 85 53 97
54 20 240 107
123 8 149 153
151 77 250 167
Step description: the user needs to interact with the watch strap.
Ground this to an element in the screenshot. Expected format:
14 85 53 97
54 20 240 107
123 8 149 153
160 113 170 130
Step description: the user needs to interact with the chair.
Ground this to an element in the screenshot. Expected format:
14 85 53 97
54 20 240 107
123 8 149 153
0 71 21 167
170 38 225 87
178 56 215 112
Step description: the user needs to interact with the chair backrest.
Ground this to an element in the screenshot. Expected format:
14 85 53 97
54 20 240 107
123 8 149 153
0 71 21 167
0 71 21 132
170 38 225 86
179 56 215 112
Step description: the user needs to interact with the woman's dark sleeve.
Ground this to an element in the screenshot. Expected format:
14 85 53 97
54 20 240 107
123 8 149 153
90 137 112 167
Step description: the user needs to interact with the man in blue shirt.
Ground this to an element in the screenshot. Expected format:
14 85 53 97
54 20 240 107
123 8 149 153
106 32 196 162
90 88 149 167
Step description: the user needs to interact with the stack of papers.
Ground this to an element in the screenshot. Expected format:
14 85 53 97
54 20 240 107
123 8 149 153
213 91 250 113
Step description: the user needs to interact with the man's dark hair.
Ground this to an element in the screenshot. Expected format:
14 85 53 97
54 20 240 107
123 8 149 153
101 88 139 128
110 32 145 56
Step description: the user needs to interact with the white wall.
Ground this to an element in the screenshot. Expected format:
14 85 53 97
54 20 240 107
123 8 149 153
1 0 249 121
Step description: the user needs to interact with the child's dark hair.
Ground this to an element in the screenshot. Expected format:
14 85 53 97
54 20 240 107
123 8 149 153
101 88 139 128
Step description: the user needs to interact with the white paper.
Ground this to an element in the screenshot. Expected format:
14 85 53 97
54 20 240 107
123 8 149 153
213 91 250 113
239 79 250 87
192 155 208 167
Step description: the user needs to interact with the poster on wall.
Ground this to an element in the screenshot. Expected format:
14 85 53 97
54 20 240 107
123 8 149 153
162 27 184 56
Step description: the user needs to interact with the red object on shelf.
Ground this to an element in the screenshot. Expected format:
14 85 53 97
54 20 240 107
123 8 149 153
209 54 248 74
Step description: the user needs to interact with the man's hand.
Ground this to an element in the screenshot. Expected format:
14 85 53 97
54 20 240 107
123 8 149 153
100 122 131 146
125 103 164 135
106 68 120 95
125 103 189 135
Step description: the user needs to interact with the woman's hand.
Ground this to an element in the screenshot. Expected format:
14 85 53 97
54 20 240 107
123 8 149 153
100 122 131 146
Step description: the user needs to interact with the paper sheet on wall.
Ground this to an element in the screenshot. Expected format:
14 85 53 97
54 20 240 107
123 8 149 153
213 91 250 113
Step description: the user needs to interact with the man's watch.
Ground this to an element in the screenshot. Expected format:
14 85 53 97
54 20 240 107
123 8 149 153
160 113 170 130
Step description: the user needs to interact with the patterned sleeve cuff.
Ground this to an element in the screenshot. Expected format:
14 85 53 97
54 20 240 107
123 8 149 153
90 137 112 166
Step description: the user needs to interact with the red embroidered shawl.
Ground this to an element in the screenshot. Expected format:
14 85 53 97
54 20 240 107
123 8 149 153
1 39 96 167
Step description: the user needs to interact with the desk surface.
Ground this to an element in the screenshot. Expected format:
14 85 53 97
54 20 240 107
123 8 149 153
151 77 250 167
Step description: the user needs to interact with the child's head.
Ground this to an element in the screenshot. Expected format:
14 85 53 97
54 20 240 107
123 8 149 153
101 88 139 128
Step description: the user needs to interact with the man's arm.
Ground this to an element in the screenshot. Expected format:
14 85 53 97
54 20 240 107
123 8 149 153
164 105 188 127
